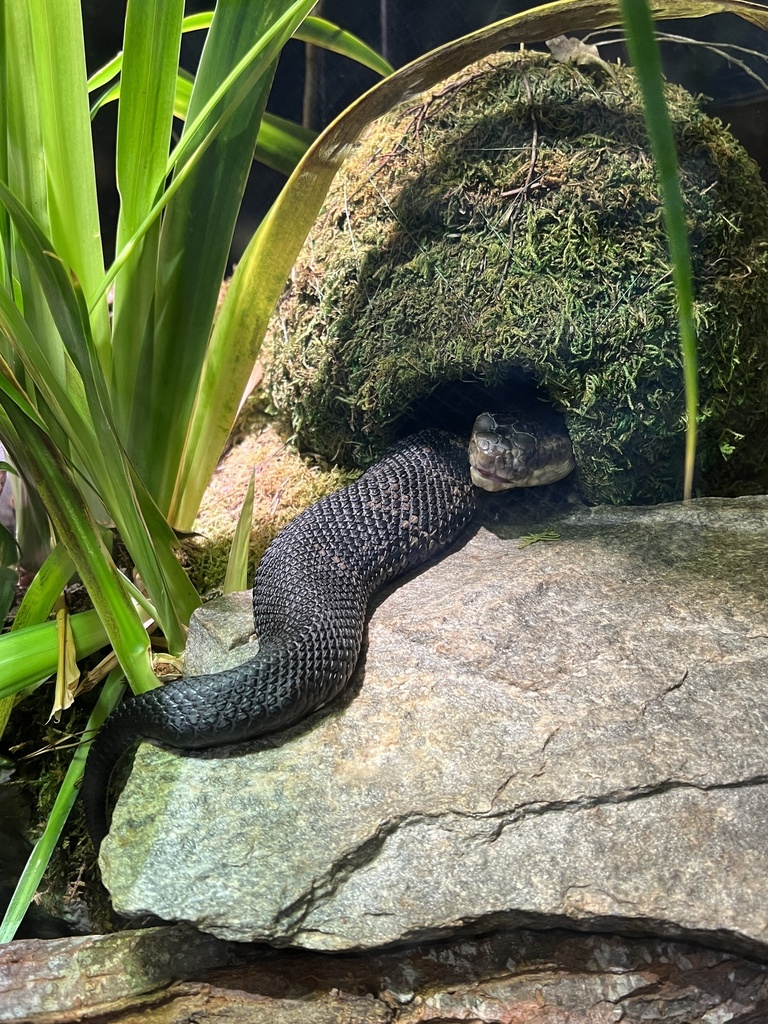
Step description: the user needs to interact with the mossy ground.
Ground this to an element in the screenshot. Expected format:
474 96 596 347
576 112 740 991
267 50 768 505
183 399 353 596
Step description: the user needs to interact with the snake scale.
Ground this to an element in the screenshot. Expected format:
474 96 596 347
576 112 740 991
82 419 574 850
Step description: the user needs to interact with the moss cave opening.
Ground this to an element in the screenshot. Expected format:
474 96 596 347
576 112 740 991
397 367 570 446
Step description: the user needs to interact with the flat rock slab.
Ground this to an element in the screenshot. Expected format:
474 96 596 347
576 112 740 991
101 495 768 955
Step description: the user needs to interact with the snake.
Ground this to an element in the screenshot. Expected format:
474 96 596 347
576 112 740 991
82 414 574 850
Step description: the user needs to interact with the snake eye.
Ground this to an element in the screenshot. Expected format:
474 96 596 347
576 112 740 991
510 430 536 450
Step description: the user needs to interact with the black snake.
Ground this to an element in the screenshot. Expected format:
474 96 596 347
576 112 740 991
82 417 573 850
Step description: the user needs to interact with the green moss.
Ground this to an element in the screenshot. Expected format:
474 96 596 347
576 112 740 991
184 418 355 595
267 50 768 504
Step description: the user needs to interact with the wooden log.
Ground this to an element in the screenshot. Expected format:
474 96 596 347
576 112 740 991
3 926 768 1023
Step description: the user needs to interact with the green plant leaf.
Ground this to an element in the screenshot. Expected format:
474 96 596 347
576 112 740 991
255 113 317 175
0 609 109 700
0 517 20 633
110 0 184 438
90 12 391 112
12 544 75 633
88 8 385 181
175 10 394 76
108 0 319 517
86 52 122 94
0 184 197 652
27 0 110 365
1 2 64 395
0 352 51 434
0 182 101 406
296 16 394 76
0 398 158 694
115 0 184 241
174 69 193 119
168 75 317 175
0 284 196 653
0 281 96 452
88 0 325 330
95 71 315 177
180 10 394 76
0 563 16 627
224 470 255 594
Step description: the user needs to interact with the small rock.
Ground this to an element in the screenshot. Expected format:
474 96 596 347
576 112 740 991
184 592 255 675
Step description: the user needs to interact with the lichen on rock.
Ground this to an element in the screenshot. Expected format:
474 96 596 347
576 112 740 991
266 50 768 504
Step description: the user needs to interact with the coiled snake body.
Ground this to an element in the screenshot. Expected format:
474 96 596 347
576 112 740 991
83 420 573 849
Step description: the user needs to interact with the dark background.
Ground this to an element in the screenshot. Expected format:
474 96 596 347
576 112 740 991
82 0 768 264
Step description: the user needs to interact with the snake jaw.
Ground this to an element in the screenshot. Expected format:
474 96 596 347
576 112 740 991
469 458 575 490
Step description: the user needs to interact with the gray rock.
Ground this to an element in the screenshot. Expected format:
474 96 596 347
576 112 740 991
101 494 768 956
184 591 256 674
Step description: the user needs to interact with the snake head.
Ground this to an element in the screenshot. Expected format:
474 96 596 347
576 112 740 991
468 411 575 491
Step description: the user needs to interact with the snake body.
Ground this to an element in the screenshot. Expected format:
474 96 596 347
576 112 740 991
82 430 476 849
83 416 575 850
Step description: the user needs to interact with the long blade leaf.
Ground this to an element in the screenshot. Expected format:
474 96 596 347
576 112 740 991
0 610 108 700
2 3 64 394
0 399 158 693
27 0 109 365
110 0 184 436
0 185 196 649
117 0 317 514
96 69 316 178
89 13 391 103
255 113 317 175
115 0 183 240
223 470 255 594
12 544 75 632
296 17 394 76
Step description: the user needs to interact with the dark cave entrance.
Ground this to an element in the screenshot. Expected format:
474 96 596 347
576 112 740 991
396 366 569 443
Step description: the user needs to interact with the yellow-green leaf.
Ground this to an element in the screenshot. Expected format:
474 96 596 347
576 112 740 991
224 470 255 594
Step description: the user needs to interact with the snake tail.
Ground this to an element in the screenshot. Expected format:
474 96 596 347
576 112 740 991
82 430 476 850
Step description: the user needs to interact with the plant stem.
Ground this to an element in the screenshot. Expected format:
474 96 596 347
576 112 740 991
619 0 699 499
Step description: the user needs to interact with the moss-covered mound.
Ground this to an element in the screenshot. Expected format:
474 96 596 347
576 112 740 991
267 50 768 504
